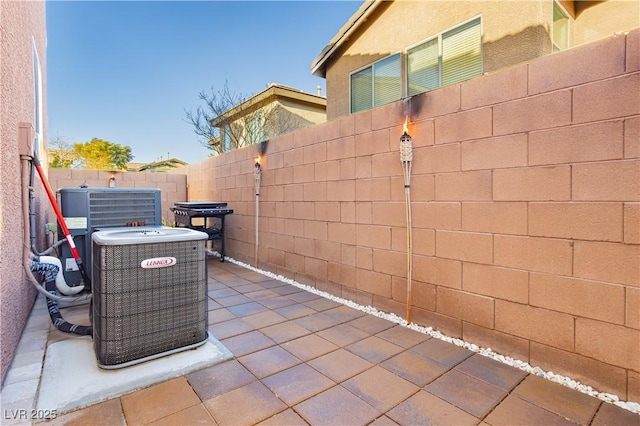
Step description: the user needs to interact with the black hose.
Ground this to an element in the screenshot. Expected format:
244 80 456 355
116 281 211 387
44 282 93 337
32 260 93 337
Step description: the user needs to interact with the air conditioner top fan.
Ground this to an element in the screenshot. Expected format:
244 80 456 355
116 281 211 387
91 226 208 245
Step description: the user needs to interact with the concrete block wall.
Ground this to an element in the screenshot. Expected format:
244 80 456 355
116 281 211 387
199 31 640 401
47 168 188 225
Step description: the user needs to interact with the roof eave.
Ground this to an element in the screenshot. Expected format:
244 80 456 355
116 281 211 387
210 84 326 127
310 0 382 78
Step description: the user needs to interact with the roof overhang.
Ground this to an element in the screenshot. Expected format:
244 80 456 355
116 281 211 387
138 158 188 171
310 0 382 78
210 84 326 127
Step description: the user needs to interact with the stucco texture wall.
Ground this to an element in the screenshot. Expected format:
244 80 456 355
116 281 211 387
572 0 640 46
185 31 640 401
0 0 47 383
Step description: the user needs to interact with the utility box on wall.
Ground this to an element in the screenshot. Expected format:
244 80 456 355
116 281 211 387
91 227 209 368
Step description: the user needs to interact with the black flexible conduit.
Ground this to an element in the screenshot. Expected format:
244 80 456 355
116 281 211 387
31 259 93 337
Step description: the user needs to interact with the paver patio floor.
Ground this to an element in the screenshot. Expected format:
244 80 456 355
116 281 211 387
5 259 639 425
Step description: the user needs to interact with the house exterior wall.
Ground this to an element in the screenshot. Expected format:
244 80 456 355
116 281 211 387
0 0 47 383
571 1 640 47
322 0 639 120
279 99 327 129
185 31 640 401
262 100 326 140
221 96 326 151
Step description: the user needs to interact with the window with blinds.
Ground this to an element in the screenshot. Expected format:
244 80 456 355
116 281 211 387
350 17 482 113
407 17 482 96
351 67 373 113
442 17 482 85
350 53 401 113
374 54 402 107
407 38 440 96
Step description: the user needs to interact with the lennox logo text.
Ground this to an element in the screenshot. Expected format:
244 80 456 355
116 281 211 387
140 257 177 269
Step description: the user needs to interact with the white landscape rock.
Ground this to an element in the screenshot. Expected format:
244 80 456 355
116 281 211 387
214 252 640 415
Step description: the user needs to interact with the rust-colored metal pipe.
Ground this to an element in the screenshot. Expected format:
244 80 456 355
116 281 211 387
32 153 92 288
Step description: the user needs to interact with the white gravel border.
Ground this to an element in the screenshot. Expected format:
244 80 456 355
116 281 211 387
211 252 640 415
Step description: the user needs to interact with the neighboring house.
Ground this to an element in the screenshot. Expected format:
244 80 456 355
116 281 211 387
0 0 48 383
126 162 147 171
136 158 188 172
311 0 640 120
209 83 326 153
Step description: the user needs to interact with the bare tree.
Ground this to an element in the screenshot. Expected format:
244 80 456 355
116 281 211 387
185 82 305 155
184 82 245 153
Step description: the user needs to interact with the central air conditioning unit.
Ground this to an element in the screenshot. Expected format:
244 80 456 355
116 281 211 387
58 187 162 285
91 227 209 368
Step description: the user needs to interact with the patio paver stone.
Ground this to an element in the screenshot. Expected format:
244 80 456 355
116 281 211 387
6 258 637 426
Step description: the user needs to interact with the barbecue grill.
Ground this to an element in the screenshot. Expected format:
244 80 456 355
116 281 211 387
171 202 233 261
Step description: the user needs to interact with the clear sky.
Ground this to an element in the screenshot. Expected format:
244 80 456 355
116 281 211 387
46 1 362 164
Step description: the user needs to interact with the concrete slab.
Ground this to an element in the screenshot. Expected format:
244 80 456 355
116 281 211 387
36 335 233 415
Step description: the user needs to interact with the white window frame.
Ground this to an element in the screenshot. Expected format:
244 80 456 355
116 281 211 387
405 15 483 97
552 1 570 52
349 52 402 114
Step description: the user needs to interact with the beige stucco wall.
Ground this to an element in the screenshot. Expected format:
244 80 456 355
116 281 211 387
572 0 640 46
279 99 327 128
323 0 639 120
0 0 47 384
186 31 640 401
224 98 326 147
